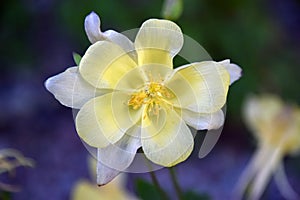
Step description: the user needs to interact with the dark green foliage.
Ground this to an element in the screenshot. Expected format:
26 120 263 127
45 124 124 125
0 191 11 200
135 179 165 200
183 190 211 200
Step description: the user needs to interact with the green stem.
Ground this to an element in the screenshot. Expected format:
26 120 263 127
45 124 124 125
149 170 169 200
169 167 183 200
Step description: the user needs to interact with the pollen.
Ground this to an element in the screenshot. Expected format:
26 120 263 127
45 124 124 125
128 82 173 115
128 91 148 110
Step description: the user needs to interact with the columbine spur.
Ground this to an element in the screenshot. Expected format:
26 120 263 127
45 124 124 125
45 12 242 185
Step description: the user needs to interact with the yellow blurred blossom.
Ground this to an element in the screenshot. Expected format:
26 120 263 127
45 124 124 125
72 157 138 200
234 95 300 200
45 12 241 185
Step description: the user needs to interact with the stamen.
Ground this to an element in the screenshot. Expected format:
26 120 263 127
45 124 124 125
128 81 173 118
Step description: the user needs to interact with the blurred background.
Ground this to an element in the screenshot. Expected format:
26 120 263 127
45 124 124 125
0 0 300 199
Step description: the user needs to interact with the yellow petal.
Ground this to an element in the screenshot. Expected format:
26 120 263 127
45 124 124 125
79 41 137 89
165 61 230 113
75 92 142 148
135 19 183 67
141 107 194 167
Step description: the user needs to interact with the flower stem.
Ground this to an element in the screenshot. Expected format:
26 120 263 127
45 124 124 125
169 167 183 200
149 170 169 200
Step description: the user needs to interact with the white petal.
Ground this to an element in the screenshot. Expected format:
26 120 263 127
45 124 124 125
45 67 104 109
233 145 272 199
84 12 135 54
97 151 121 186
135 19 183 67
97 126 141 185
97 125 141 172
181 109 224 130
219 59 242 84
250 147 283 200
84 12 104 43
103 30 135 55
141 108 194 167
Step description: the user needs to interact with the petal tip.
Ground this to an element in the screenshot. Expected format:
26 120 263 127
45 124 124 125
221 60 242 84
44 76 55 93
84 11 103 43
85 11 100 21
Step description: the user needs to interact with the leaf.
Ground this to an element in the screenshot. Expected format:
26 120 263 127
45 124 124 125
0 191 11 200
135 179 166 200
161 0 183 21
73 52 82 66
183 190 211 200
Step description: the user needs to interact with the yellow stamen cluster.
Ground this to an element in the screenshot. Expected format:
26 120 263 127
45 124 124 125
128 82 173 115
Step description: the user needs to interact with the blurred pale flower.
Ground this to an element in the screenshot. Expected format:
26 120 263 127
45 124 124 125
234 95 300 200
0 148 34 192
45 12 241 185
72 157 138 200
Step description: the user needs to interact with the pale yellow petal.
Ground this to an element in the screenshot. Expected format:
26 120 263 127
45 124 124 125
135 19 183 67
165 61 230 113
79 41 137 89
141 108 194 167
113 64 173 93
75 92 142 148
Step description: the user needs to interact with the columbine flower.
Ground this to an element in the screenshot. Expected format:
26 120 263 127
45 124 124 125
72 157 138 200
234 95 300 200
45 12 241 185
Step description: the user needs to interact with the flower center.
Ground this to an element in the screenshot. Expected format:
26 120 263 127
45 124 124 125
128 82 173 115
